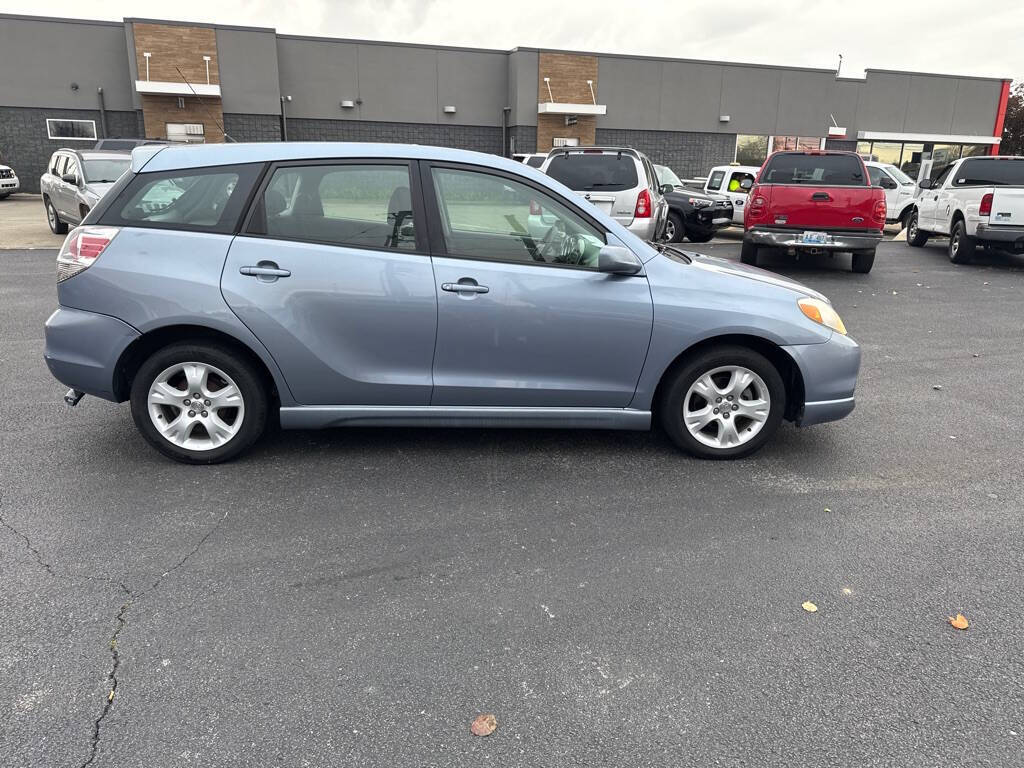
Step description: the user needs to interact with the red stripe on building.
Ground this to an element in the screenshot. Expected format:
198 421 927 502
991 79 1011 156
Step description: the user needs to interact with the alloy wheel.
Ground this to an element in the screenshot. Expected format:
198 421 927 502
908 215 917 241
683 365 770 449
147 362 245 451
664 219 676 241
47 203 56 228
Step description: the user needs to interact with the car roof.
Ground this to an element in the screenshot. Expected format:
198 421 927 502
710 165 759 173
63 149 132 160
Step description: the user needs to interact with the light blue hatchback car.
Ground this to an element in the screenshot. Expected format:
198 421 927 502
44 142 859 463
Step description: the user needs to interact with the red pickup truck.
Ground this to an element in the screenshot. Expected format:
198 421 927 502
741 150 886 273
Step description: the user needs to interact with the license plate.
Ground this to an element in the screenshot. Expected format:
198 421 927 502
800 231 829 244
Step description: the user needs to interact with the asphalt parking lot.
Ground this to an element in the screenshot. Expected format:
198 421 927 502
2 235 1023 767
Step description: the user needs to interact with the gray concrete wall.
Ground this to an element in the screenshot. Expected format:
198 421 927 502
508 50 538 127
0 16 135 112
217 28 282 115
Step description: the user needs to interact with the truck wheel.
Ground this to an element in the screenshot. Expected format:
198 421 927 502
949 220 975 264
906 210 928 247
740 241 758 266
45 199 68 235
899 208 913 231
664 212 685 243
687 229 715 243
851 249 875 273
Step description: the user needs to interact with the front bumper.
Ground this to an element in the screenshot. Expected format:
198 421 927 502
975 223 1024 249
0 176 19 194
746 227 883 251
782 331 861 427
44 307 140 401
691 206 734 230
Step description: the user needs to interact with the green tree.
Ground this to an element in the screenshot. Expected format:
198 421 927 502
1001 82 1023 155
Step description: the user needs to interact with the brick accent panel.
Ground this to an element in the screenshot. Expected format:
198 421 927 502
223 113 282 142
0 107 140 193
140 95 225 143
508 126 537 156
286 118 503 154
133 23 219 85
595 128 737 178
536 52 598 151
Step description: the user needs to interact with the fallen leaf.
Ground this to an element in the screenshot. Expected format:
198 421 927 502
932 385 943 391
948 613 969 630
108 690 115 702
824 507 832 513
471 713 498 736
802 601 818 613
841 588 853 595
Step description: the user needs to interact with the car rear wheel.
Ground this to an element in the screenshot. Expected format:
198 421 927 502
906 210 928 247
130 342 268 464
740 241 758 265
948 220 975 264
851 249 875 273
660 346 785 459
46 199 68 235
664 212 685 243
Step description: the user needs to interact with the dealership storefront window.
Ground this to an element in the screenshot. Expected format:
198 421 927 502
857 140 991 180
735 135 825 165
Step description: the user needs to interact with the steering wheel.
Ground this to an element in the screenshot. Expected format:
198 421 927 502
538 220 566 262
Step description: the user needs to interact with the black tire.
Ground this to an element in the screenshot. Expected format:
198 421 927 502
898 208 913 231
740 240 759 265
851 249 875 273
0 193 10 200
659 345 786 460
45 198 68 235
130 341 268 464
906 209 928 247
665 211 685 243
948 219 975 264
686 228 715 243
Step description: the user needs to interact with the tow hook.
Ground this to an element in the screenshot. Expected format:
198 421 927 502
64 388 85 407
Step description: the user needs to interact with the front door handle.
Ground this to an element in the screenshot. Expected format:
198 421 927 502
240 263 291 280
442 281 489 294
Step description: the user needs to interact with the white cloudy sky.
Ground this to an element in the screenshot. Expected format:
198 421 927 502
1 0 1020 81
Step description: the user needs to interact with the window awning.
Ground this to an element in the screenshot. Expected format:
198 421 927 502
857 130 1000 145
537 102 606 116
135 80 222 97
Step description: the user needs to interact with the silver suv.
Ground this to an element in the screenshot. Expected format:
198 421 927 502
40 149 131 234
540 147 668 241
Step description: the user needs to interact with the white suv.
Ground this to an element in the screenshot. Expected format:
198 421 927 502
0 152 19 198
906 156 1024 263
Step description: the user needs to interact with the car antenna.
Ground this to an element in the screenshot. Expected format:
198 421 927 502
174 65 235 143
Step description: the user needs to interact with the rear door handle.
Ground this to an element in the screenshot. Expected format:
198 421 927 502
811 192 832 201
442 281 489 294
240 264 291 278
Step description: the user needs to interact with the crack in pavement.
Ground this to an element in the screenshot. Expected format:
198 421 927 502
0 493 229 768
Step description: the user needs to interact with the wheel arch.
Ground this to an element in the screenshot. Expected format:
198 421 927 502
649 333 805 423
113 324 283 410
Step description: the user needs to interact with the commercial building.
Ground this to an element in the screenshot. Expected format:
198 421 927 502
0 13 1012 193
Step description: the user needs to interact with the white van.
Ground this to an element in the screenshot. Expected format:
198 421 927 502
704 165 760 225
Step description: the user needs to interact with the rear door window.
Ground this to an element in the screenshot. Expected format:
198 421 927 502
545 153 639 191
101 163 262 233
761 153 866 186
526 156 545 168
954 158 1024 186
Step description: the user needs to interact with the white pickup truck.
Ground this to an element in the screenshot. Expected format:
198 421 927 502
906 155 1024 263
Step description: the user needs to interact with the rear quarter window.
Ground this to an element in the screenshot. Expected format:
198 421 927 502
707 170 726 191
99 163 262 234
761 153 866 186
954 158 1024 186
545 153 640 192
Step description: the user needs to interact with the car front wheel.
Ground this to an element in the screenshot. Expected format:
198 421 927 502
660 345 785 459
130 342 268 464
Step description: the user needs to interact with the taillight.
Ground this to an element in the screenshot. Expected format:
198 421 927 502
635 188 651 218
747 186 767 220
873 198 887 226
57 226 119 282
529 199 543 215
979 193 993 217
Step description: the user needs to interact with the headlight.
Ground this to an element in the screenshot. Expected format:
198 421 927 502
688 198 712 208
798 297 847 335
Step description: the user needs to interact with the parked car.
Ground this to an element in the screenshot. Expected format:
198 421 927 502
0 150 19 198
512 152 547 168
44 142 859 464
865 160 916 228
906 155 1024 263
94 138 169 151
655 164 733 243
741 150 885 273
40 149 131 234
540 146 668 242
705 164 760 225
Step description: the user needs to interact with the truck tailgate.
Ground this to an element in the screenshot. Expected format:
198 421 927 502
764 185 878 229
990 188 1024 226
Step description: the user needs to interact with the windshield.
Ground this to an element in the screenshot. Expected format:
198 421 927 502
545 153 639 192
656 165 683 187
884 164 915 185
83 158 130 183
954 158 1024 186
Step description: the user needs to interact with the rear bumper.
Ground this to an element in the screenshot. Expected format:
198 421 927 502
44 307 140 402
746 227 883 251
783 331 861 427
975 223 1024 247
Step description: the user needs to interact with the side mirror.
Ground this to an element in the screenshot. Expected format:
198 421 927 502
918 178 933 190
739 177 753 191
659 183 674 195
881 177 897 190
598 245 643 276
61 172 79 186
